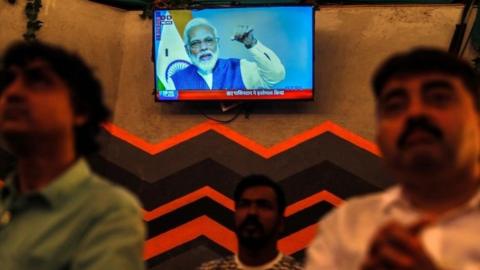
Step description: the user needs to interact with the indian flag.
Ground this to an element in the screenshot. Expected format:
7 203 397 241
156 10 192 91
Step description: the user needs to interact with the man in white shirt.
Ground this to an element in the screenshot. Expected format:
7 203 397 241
171 18 285 90
306 48 480 270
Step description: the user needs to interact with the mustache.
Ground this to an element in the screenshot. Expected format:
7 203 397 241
397 117 443 149
193 48 213 57
239 215 264 231
198 51 212 57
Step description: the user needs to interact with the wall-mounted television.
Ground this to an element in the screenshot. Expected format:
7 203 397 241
153 5 314 101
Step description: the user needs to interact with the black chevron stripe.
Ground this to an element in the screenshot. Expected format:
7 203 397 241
89 155 387 210
98 130 390 188
146 198 233 238
282 160 385 204
1 150 387 213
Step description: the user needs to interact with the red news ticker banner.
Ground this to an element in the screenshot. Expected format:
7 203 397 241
177 89 312 100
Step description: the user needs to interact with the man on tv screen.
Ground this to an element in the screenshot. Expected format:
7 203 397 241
171 18 286 91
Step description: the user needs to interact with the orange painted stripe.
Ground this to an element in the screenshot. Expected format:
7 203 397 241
143 215 237 260
278 223 318 255
142 186 341 221
285 190 343 217
143 186 234 222
103 120 380 158
144 215 320 259
102 121 214 155
266 120 380 158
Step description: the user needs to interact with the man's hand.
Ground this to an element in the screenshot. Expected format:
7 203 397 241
361 220 439 270
232 25 257 49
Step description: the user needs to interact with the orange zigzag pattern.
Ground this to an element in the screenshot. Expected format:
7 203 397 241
143 186 343 221
143 186 343 259
103 120 380 158
144 215 320 260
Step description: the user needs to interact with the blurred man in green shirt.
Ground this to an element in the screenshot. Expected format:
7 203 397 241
0 41 145 270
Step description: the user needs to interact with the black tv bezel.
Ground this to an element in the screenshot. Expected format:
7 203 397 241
152 4 315 102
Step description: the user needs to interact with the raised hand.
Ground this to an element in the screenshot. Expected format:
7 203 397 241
361 219 439 270
231 25 257 49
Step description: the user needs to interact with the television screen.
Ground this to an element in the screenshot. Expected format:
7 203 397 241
153 5 314 101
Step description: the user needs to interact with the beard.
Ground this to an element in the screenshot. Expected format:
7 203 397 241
189 48 219 75
235 215 277 250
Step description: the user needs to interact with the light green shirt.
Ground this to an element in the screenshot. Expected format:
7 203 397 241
0 158 145 270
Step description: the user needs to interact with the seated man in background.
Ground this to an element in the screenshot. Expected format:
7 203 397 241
198 174 302 270
0 41 145 270
306 48 480 270
172 18 285 90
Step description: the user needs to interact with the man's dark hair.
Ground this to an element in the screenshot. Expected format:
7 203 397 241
233 174 286 215
372 47 480 109
0 41 110 155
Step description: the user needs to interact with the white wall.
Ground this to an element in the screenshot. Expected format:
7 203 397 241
0 1 473 145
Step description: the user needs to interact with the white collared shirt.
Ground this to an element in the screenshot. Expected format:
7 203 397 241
305 186 480 270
